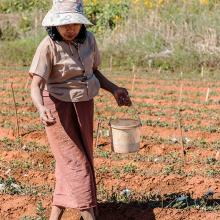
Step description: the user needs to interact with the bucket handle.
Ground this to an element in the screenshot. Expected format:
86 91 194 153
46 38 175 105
108 102 142 126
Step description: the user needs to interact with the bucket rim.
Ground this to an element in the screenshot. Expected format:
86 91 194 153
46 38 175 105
109 118 142 129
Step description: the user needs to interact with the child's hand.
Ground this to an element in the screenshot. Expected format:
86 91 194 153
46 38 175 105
113 87 132 106
38 105 56 126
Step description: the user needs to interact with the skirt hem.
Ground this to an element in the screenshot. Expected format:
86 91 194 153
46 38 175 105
52 202 97 210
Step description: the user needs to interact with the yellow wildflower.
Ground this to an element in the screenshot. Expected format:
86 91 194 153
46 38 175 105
144 0 153 9
133 0 140 5
199 0 209 5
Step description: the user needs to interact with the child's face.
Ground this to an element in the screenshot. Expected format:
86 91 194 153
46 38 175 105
57 24 82 42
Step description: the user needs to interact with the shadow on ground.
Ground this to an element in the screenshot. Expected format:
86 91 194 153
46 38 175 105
96 192 219 220
97 201 156 220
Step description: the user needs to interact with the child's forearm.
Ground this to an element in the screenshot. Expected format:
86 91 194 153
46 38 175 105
30 76 45 111
30 75 55 125
93 69 119 94
31 86 44 111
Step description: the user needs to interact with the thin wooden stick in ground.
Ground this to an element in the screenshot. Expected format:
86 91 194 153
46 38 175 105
180 71 183 79
25 77 30 90
157 67 162 74
178 82 186 157
2 79 4 91
178 109 186 157
109 55 113 74
95 119 102 149
205 87 210 103
131 65 136 95
10 82 20 137
178 81 183 103
201 66 204 79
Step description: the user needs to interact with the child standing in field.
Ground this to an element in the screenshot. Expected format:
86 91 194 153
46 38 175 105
29 0 131 220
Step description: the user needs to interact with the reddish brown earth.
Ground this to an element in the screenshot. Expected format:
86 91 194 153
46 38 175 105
0 69 220 219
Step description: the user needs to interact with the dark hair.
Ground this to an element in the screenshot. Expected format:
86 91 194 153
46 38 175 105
46 24 87 44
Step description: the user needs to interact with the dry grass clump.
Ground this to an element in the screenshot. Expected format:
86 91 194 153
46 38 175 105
100 0 220 71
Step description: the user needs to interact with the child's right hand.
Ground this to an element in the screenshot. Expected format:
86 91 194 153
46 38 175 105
38 105 56 126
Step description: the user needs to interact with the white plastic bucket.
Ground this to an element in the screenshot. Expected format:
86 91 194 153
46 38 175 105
109 118 141 153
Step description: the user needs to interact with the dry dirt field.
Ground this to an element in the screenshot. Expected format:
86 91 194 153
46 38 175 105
0 67 220 220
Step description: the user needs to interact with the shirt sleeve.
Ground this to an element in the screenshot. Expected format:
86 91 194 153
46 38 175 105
29 37 52 81
93 36 101 69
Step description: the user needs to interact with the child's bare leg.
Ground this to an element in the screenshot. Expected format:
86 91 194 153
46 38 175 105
49 205 65 220
80 208 95 220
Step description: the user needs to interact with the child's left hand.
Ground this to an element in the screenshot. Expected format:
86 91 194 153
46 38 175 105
113 87 132 106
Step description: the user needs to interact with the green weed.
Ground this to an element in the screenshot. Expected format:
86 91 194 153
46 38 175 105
98 166 109 174
123 164 137 174
205 169 220 177
36 201 47 220
112 167 121 179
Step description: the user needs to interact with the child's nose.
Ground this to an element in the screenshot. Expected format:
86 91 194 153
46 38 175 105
67 25 77 32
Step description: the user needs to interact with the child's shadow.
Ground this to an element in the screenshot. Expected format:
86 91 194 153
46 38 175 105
97 202 156 220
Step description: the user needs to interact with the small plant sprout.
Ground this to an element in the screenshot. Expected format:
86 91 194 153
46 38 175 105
123 164 137 173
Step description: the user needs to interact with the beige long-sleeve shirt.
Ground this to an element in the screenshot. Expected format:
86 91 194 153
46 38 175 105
29 31 101 102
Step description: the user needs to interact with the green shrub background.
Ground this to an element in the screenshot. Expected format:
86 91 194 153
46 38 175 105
0 0 220 73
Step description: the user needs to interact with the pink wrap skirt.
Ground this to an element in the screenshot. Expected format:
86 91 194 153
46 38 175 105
43 91 97 210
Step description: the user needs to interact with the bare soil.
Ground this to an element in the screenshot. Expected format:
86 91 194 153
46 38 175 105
0 69 220 219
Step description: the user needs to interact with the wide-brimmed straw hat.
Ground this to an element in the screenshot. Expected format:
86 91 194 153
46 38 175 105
42 0 92 27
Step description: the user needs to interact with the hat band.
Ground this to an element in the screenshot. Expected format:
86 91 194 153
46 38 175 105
52 10 84 14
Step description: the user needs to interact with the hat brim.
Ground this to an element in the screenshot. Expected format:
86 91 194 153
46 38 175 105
42 10 93 27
